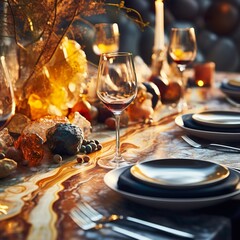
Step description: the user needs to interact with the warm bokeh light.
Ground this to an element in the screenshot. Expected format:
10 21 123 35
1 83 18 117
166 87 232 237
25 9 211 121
197 80 205 87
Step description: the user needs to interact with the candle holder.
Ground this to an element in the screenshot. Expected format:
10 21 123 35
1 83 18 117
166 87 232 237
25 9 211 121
150 47 183 112
151 48 169 80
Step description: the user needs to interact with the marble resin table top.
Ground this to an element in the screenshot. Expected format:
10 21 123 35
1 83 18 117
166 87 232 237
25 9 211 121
1 72 240 240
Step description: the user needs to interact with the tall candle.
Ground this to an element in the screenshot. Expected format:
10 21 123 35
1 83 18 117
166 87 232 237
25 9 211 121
154 0 164 50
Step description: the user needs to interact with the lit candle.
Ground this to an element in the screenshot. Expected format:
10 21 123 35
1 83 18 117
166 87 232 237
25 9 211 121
154 0 164 50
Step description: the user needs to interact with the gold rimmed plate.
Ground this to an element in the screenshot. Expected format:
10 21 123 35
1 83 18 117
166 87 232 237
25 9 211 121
104 166 240 210
130 159 229 189
192 111 240 128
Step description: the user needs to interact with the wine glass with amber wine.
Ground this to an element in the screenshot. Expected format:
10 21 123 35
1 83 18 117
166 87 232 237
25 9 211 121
93 23 119 55
168 27 197 111
97 52 137 169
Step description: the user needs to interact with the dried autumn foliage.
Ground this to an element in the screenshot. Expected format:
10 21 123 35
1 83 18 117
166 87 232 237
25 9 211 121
4 0 104 82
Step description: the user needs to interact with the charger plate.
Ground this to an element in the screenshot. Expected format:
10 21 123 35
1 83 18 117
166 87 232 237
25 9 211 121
130 159 229 189
104 165 240 210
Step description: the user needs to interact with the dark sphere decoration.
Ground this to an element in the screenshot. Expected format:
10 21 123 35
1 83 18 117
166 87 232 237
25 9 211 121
197 30 218 54
206 38 239 71
195 0 212 14
46 123 83 155
205 1 239 35
167 0 200 21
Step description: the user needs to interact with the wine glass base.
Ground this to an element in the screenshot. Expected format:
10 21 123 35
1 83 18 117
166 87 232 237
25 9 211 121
97 156 131 169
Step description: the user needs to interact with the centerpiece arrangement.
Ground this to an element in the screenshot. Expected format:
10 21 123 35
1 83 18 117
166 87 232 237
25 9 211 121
0 0 154 176
0 0 190 178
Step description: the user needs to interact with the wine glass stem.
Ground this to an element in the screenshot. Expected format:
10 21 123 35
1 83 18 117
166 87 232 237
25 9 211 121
180 69 185 91
178 66 187 111
115 113 121 161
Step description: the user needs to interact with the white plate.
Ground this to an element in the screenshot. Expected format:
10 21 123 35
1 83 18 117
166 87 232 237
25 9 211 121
130 159 229 189
192 111 240 128
175 114 240 142
104 166 240 210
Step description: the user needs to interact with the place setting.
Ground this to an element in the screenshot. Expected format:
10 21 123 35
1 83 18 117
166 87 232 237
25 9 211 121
220 78 240 106
175 110 240 142
220 78 240 102
104 158 240 211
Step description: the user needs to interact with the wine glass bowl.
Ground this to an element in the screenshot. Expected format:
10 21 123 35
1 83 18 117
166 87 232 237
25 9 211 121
169 49 195 68
0 55 15 129
97 52 137 169
168 27 197 111
93 23 119 55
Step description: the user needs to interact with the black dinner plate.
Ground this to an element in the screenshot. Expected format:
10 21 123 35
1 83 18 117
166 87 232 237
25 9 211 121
182 114 240 132
104 166 240 210
117 159 239 199
220 82 240 102
130 159 229 189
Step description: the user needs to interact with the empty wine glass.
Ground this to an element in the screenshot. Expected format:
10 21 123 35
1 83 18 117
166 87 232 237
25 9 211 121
93 23 119 55
0 55 15 129
168 27 197 111
0 55 16 221
97 52 137 169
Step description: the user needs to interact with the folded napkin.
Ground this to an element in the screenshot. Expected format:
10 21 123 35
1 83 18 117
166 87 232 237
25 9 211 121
117 167 239 198
182 114 240 132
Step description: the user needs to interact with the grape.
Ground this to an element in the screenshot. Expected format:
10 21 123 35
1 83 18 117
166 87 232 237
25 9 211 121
53 154 63 164
90 143 97 151
79 138 102 154
85 145 92 154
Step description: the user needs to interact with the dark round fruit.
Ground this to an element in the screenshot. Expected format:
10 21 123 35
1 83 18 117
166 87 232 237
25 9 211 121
142 82 161 108
85 145 92 154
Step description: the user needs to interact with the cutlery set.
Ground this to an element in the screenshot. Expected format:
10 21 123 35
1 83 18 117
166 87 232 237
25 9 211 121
70 201 194 239
178 110 240 150
182 135 240 153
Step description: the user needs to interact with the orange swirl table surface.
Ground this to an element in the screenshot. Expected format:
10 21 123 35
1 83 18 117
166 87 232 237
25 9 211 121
1 72 240 240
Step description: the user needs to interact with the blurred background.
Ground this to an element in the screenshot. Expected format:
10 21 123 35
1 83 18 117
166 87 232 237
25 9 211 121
79 0 240 72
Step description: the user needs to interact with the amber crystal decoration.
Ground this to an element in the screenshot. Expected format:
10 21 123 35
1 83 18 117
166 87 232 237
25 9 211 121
1 0 106 120
22 37 88 120
2 1 146 121
14 133 44 167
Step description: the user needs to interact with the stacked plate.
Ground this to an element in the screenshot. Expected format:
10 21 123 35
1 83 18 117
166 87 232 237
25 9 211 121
104 159 240 210
220 79 240 104
175 110 240 142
